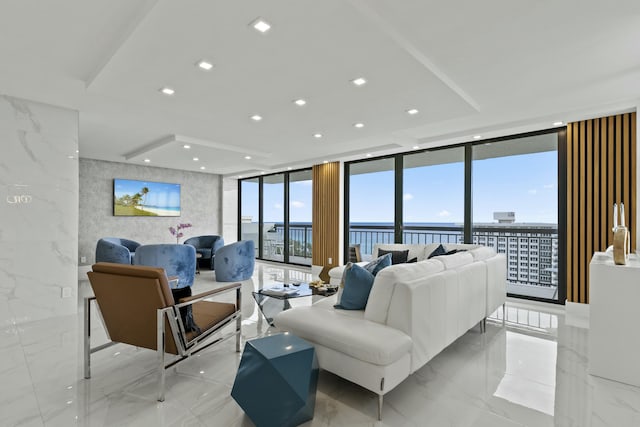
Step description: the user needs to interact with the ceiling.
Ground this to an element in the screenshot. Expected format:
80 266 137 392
1 0 639 177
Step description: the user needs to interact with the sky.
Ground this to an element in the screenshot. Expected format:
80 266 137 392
114 179 181 208
241 149 558 225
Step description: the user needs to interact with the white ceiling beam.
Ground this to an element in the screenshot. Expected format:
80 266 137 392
85 0 160 89
348 0 480 112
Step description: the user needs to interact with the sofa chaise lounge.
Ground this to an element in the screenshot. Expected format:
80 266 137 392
274 243 506 420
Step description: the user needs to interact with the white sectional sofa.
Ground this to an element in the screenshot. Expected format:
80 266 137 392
274 244 506 420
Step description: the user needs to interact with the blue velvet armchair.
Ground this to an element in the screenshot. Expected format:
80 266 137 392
183 235 224 270
96 237 141 264
214 240 255 282
134 244 196 289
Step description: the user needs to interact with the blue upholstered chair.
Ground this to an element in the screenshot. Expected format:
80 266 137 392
214 240 255 282
134 244 196 289
183 235 224 270
96 237 141 264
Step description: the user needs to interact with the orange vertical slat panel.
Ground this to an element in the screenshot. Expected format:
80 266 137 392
566 123 573 302
593 119 600 253
573 123 580 302
632 113 637 252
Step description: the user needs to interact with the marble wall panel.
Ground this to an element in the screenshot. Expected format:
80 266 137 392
78 159 222 264
0 95 78 324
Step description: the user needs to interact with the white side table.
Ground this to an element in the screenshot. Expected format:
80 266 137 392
589 251 640 387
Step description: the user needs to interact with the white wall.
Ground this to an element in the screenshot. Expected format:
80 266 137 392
79 159 222 264
0 95 79 323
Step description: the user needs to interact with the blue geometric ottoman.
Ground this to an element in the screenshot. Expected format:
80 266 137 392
231 333 318 427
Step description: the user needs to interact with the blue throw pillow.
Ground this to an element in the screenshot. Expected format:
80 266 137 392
428 244 447 258
334 264 375 310
364 253 392 276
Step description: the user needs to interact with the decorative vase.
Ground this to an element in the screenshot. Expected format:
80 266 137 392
612 202 629 265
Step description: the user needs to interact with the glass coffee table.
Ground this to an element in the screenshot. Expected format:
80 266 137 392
252 283 337 326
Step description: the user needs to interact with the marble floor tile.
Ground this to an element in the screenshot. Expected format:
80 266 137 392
1 261 640 426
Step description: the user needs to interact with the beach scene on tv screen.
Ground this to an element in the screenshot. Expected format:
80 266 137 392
114 179 180 216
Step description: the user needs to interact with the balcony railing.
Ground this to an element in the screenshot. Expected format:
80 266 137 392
349 224 559 292
270 223 312 262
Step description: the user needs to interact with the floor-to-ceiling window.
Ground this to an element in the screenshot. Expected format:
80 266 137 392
238 168 312 266
403 147 465 245
472 133 560 301
344 129 564 304
347 157 395 258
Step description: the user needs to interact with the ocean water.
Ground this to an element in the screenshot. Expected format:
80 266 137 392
142 205 180 212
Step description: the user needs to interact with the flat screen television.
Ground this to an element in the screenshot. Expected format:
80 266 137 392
113 178 181 217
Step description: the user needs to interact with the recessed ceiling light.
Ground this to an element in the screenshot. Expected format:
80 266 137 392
200 166 206 170
323 160 329 164
193 157 199 161
354 123 364 128
260 171 265 175
313 133 323 138
412 145 420 150
160 87 175 96
251 18 271 33
473 135 482 140
183 144 191 149
144 158 151 163
351 77 367 86
75 149 79 153
366 153 372 157
251 114 263 121
406 108 419 115
287 167 292 170
244 155 252 160
238 175 243 178
197 60 213 71
553 121 564 126
67 155 74 159
293 99 306 106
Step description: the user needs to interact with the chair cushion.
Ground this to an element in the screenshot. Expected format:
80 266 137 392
186 301 237 340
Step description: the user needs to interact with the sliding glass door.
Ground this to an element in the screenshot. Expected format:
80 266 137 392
347 158 395 259
403 147 465 245
289 170 312 265
262 173 285 262
238 168 312 266
472 134 559 301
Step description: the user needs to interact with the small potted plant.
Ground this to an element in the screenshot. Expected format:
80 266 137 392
169 223 192 244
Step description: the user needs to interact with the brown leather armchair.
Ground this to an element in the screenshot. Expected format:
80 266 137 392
84 262 242 401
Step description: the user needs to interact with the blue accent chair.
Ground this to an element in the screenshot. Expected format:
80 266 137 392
183 235 224 270
134 244 196 289
214 240 255 282
96 237 141 264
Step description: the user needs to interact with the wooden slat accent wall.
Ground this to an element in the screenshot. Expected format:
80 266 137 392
566 112 636 303
312 162 340 282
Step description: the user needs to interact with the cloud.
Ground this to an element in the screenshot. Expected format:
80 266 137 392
403 193 414 201
543 183 554 189
528 189 537 195
274 203 283 209
438 210 451 217
290 200 305 208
